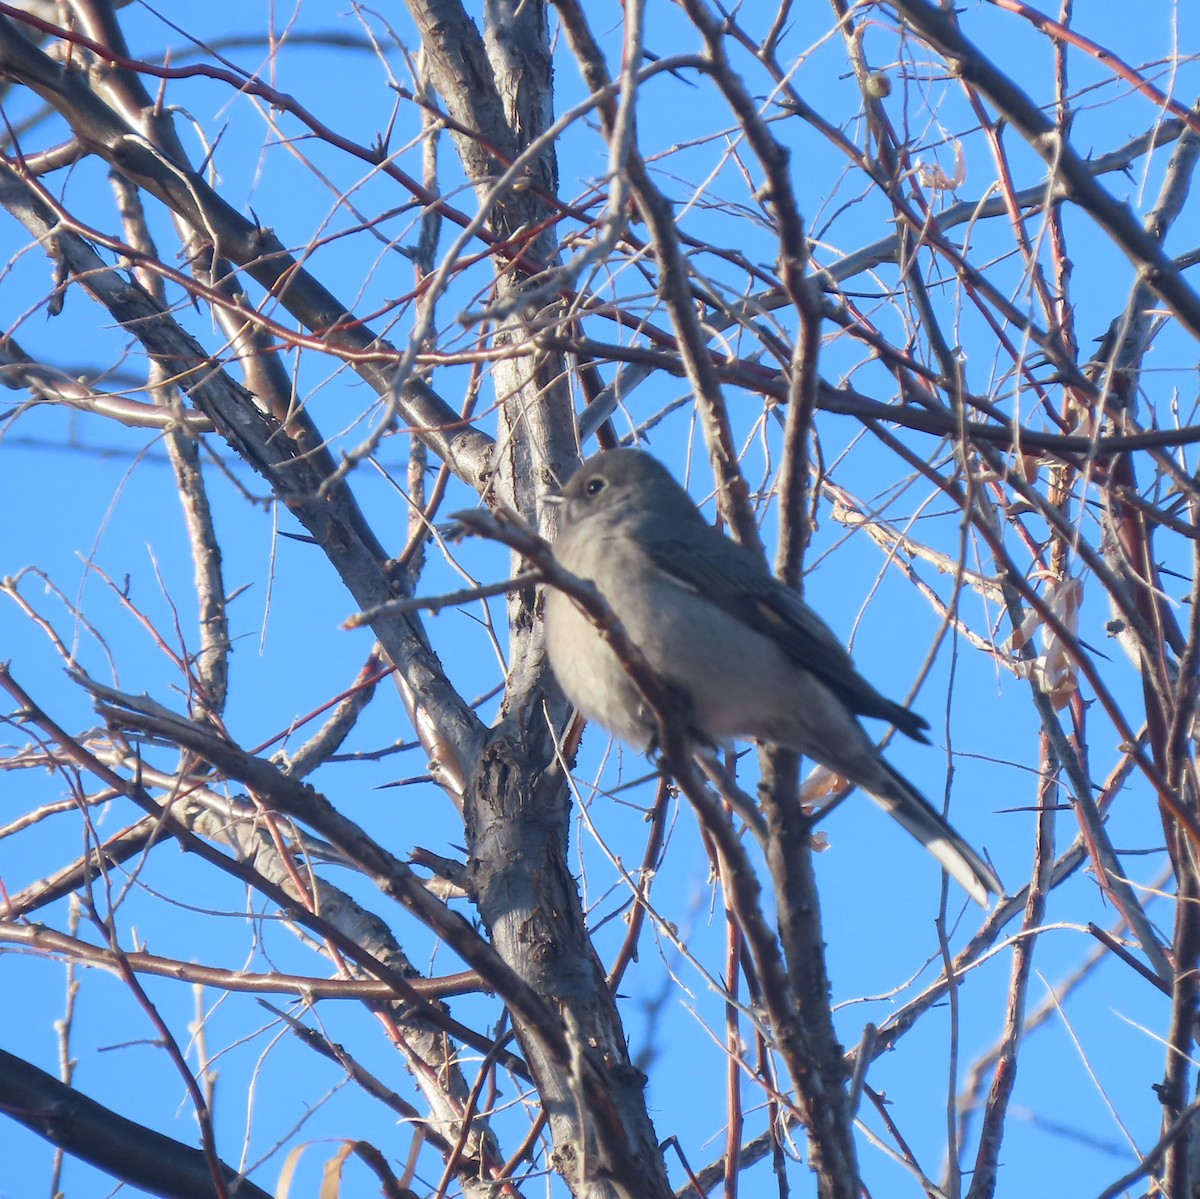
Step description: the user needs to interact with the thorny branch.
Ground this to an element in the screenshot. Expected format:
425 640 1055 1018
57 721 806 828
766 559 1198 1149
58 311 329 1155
3 3 1200 1198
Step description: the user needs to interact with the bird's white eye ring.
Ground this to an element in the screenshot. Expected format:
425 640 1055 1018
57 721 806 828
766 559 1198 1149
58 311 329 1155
585 477 606 496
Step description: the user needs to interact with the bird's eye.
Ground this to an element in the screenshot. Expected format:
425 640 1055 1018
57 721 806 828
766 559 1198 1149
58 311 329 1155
585 476 606 496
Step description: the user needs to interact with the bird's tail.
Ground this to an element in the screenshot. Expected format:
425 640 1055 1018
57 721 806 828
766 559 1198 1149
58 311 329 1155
867 763 1001 909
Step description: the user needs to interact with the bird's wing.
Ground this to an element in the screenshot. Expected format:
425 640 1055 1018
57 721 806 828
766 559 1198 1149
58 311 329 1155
643 527 931 742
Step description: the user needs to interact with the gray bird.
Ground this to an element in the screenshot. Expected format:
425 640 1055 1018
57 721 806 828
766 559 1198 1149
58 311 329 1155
544 447 1001 907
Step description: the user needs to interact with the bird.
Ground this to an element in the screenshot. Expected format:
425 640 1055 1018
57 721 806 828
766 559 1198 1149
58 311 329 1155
543 447 1001 907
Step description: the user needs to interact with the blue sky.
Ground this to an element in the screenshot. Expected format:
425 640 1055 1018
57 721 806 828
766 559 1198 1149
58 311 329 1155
2 2 1199 1196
